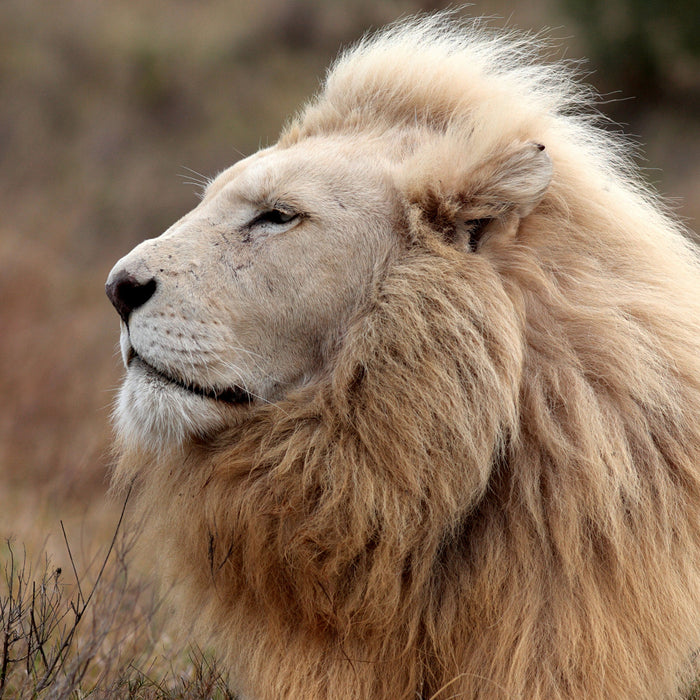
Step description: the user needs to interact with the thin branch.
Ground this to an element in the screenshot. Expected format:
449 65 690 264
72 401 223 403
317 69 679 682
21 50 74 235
61 521 84 609
36 486 132 691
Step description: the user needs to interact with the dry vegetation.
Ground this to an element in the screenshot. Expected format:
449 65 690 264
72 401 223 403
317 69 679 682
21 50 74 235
1 509 235 698
1 0 699 696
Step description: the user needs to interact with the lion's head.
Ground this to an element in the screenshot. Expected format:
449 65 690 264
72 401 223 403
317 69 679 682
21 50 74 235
106 14 700 700
107 122 551 453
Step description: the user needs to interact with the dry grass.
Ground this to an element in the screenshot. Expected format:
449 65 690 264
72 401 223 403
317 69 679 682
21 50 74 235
0 493 236 699
1 0 698 696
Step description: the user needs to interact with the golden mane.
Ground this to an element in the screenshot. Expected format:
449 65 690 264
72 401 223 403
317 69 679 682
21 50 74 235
113 14 700 699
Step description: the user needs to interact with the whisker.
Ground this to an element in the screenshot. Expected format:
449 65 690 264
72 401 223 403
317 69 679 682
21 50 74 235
216 359 290 416
177 174 209 188
229 345 267 361
178 166 213 199
179 165 211 183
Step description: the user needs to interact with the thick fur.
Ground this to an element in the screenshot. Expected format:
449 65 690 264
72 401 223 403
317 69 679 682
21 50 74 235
111 14 700 699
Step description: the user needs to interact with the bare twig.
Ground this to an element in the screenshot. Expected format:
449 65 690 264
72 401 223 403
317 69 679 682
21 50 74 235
36 486 132 691
0 484 237 699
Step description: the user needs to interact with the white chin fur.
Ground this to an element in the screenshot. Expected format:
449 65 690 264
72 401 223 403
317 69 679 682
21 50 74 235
115 365 230 452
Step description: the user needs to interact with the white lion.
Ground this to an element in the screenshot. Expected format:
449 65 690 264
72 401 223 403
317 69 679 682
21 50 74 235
107 14 700 699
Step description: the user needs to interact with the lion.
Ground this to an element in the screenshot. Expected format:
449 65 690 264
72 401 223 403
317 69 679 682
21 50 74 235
105 14 700 699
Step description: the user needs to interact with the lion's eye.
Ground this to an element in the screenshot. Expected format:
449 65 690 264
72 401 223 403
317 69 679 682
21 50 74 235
252 209 299 227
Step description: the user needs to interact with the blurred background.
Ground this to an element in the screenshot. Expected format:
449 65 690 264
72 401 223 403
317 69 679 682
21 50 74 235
1 0 699 554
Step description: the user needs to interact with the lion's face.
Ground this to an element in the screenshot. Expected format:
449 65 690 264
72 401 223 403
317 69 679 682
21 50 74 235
107 137 398 445
108 126 552 447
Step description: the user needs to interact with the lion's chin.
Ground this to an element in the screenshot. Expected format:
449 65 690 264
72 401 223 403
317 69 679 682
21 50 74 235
114 358 251 452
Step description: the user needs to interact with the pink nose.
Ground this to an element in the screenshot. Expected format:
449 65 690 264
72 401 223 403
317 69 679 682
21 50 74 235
105 270 156 324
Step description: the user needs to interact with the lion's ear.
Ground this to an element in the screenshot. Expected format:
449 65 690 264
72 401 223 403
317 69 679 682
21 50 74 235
404 140 553 251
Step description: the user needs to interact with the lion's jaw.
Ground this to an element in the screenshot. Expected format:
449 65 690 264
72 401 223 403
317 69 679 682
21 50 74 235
108 138 397 449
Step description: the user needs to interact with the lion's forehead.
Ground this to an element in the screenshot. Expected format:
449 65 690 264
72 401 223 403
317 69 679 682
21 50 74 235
204 138 394 215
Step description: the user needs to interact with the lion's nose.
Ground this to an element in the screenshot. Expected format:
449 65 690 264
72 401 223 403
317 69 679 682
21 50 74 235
105 270 157 324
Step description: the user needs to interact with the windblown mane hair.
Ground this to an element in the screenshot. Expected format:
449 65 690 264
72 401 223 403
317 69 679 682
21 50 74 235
114 14 700 699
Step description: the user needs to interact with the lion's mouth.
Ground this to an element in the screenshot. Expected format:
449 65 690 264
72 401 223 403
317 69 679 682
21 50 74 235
127 349 252 405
